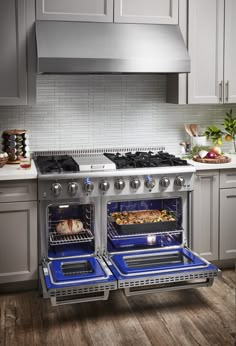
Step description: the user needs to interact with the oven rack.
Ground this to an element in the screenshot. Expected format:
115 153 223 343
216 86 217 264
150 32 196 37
108 221 182 239
108 229 183 240
49 229 94 246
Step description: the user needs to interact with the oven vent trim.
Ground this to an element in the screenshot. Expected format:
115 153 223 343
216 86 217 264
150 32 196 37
48 282 117 298
33 146 166 158
117 270 219 288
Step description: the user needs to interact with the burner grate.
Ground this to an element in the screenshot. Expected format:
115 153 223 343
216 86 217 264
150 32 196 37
49 229 94 246
104 151 188 169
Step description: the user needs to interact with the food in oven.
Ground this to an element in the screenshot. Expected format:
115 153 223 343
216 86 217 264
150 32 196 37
111 210 175 225
110 210 176 235
56 219 83 235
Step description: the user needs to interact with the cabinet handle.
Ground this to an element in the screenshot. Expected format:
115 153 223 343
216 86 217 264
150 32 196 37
219 81 223 102
196 174 217 178
225 173 236 177
226 195 236 198
225 81 229 102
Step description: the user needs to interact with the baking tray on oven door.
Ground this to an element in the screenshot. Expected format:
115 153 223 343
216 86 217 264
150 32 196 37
39 256 117 306
104 247 221 296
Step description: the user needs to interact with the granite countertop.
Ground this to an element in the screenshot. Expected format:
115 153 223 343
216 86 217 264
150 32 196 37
0 159 37 180
188 153 236 171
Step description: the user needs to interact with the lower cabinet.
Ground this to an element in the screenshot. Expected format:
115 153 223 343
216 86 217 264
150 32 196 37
0 181 38 284
219 170 236 260
192 170 219 261
193 169 236 262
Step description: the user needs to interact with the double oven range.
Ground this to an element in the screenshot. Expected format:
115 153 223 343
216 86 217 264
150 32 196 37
36 149 220 306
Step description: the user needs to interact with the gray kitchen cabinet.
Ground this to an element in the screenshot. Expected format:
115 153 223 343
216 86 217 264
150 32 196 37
0 0 36 106
0 180 38 284
0 0 27 105
36 0 178 25
192 170 219 261
187 0 236 104
219 170 236 260
114 0 179 24
36 0 114 22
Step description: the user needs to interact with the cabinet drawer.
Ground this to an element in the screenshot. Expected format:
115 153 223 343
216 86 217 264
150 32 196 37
0 180 37 202
220 170 236 188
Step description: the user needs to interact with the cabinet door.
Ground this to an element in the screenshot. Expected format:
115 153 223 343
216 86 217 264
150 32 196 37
224 0 236 103
114 0 178 24
220 189 236 260
0 0 27 105
188 0 224 104
36 0 113 22
192 171 219 261
0 201 37 283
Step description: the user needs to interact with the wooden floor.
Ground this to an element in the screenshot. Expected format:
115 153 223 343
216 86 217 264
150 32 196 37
0 269 235 346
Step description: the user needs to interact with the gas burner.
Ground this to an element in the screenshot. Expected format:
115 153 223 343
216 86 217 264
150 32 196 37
37 155 79 174
104 151 188 169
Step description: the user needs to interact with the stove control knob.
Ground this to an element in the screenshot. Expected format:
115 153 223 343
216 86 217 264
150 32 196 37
51 183 62 197
159 177 170 188
99 180 110 192
144 177 155 189
84 180 94 193
130 178 141 190
68 182 78 195
174 176 185 188
114 178 125 190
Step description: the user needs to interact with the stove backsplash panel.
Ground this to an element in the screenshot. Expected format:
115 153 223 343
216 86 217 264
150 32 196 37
0 74 234 153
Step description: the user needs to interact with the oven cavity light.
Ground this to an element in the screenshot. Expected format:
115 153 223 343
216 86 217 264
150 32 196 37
59 205 69 208
147 234 156 245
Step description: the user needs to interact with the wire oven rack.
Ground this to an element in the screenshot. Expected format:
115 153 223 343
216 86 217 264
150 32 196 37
49 229 94 246
108 221 183 248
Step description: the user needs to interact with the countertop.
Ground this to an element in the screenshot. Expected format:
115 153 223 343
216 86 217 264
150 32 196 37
0 154 235 181
0 160 37 180
188 153 236 171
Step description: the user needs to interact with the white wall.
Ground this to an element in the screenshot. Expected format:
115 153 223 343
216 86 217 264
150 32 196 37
0 74 234 153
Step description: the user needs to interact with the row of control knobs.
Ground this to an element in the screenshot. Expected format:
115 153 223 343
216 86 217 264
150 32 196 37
51 176 185 196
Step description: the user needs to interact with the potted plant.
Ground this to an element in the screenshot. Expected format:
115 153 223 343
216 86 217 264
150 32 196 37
204 109 236 153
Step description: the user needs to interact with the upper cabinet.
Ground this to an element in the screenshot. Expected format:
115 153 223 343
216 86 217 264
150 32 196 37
188 0 236 104
36 0 114 22
224 0 236 103
0 0 36 106
114 0 178 24
36 0 179 25
0 0 27 105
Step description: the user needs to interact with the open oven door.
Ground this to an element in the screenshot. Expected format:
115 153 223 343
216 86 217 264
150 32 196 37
105 247 221 297
39 256 117 306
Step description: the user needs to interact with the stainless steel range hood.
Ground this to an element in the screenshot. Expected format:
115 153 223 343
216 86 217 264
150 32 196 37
36 21 190 74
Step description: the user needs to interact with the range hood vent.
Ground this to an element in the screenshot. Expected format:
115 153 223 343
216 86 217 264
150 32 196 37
36 21 190 74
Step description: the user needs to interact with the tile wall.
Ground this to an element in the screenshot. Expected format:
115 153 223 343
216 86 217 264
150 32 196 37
0 74 235 154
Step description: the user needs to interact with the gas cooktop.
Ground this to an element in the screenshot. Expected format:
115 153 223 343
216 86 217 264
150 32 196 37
36 151 189 175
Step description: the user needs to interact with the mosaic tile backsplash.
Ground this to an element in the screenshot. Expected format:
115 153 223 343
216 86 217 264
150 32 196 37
0 74 235 154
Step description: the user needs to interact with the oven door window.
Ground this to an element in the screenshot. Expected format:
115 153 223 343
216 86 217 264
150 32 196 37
107 247 219 281
43 257 115 288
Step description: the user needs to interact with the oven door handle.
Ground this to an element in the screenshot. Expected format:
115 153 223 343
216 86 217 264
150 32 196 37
50 290 110 306
124 278 214 297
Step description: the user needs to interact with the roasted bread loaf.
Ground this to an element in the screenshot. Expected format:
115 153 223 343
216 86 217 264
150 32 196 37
111 210 175 225
56 219 83 235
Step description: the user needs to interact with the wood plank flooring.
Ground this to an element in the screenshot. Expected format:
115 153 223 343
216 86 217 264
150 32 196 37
0 269 235 346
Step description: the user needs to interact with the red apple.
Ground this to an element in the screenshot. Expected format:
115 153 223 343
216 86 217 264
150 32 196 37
206 151 217 159
210 146 221 156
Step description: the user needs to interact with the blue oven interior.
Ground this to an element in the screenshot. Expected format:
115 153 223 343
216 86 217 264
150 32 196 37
107 197 183 252
47 203 95 259
43 202 116 290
